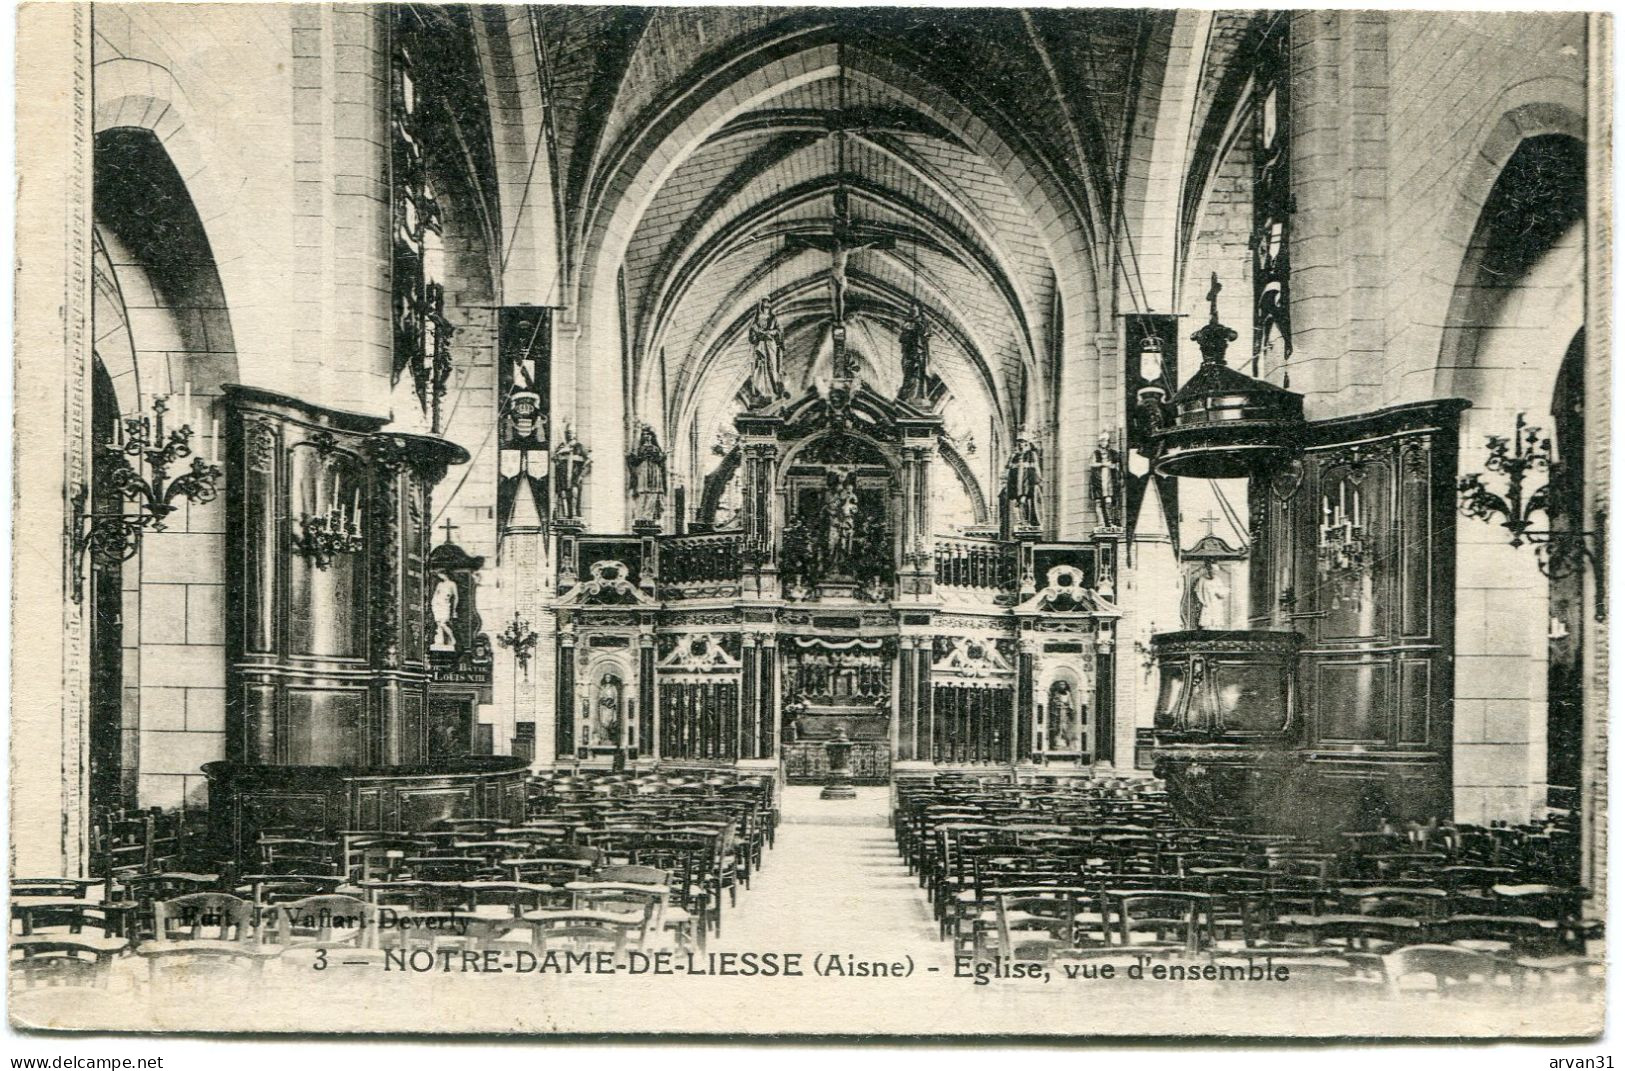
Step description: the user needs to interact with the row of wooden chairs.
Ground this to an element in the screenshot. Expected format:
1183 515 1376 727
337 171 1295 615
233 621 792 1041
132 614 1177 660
89 806 208 878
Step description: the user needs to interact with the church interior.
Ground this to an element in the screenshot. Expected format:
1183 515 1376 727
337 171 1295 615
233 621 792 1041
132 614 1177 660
9 5 1609 1022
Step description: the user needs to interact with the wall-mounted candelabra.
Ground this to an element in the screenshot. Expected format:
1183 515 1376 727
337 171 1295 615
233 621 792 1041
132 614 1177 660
497 613 539 680
1458 412 1606 619
1317 477 1367 609
292 435 366 570
71 391 222 602
294 505 366 570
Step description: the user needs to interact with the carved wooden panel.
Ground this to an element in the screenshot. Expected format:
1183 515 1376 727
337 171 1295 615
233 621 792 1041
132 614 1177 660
1249 399 1464 763
224 386 466 770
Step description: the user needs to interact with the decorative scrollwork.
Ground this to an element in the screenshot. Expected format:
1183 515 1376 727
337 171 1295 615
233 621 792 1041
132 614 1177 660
70 396 222 603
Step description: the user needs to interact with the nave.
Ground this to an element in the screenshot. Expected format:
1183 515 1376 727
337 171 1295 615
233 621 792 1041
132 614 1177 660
11 768 1602 1035
11 4 1608 1038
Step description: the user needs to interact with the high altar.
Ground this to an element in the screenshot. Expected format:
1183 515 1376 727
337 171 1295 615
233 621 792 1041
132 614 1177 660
550 341 1123 785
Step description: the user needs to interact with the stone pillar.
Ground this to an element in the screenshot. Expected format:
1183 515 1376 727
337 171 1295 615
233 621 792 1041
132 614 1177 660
920 638 936 763
1286 11 1390 416
735 411 783 599
740 633 759 760
759 633 778 760
638 628 655 761
15 3 90 875
1581 11 1611 916
897 638 918 762
555 625 576 761
896 416 940 598
1016 637 1038 765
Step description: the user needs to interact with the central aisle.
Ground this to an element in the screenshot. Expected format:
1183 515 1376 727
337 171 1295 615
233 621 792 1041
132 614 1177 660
715 786 939 953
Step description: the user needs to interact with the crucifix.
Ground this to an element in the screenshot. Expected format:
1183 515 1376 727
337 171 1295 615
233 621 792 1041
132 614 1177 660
439 516 460 546
1197 509 1222 539
784 181 896 382
784 183 896 328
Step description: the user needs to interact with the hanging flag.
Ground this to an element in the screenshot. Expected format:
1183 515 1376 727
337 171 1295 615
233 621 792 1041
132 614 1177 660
498 306 550 452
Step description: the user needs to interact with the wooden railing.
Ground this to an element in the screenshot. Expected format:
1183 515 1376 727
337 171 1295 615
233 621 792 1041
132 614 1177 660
658 531 743 586
933 536 1015 591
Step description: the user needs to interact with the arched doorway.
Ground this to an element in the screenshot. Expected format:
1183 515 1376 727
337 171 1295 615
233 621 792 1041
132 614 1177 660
88 357 127 815
1545 330 1586 806
1442 132 1585 826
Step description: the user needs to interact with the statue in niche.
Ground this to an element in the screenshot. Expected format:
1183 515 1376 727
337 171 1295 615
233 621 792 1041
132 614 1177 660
1179 559 1226 631
824 469 861 575
898 300 932 402
740 300 790 409
594 673 624 749
1090 431 1122 527
429 571 459 651
1003 435 1044 530
627 423 668 525
1047 681 1078 751
552 424 590 520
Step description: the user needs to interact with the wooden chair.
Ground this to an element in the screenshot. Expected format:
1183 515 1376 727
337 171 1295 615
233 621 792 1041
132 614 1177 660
1106 890 1216 953
1427 914 1563 954
342 835 430 883
1382 944 1501 998
140 892 278 980
628 844 709 950
256 836 341 877
10 936 126 988
263 894 379 966
236 873 347 905
151 892 259 943
566 881 662 948
992 891 1082 962
109 872 220 940
521 911 641 956
11 899 111 938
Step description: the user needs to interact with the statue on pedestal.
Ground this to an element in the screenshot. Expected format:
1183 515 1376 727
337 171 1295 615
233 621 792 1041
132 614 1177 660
627 423 668 525
824 469 861 575
1089 431 1122 527
552 425 590 520
1180 560 1226 630
739 300 790 410
898 300 932 402
1004 435 1044 530
430 572 459 651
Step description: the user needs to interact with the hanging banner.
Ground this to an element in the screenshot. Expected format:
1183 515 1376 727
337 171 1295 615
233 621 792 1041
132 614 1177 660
498 305 551 452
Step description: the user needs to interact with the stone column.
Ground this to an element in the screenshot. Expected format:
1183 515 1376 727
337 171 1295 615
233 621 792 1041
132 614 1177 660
1286 11 1390 416
896 638 918 762
740 632 759 760
759 633 778 760
895 416 941 598
735 411 783 599
638 628 655 761
15 3 90 875
1016 637 1038 765
555 625 576 761
1581 11 1611 916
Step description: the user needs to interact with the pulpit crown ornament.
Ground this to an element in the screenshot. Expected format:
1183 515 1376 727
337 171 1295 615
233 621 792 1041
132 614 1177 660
1191 272 1240 366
